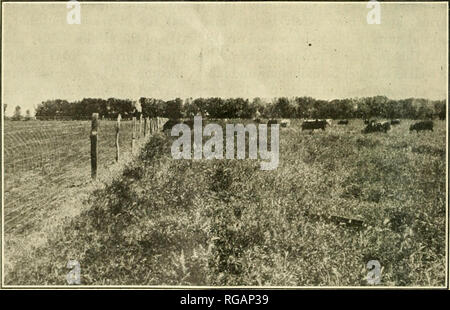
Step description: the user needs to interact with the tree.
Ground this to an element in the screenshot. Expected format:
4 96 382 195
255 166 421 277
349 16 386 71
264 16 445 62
397 98 416 119
384 100 402 119
257 98 274 118
35 99 71 119
294 97 317 118
273 97 294 118
205 97 225 118
25 109 31 121
12 105 22 121
434 100 446 120
165 98 183 119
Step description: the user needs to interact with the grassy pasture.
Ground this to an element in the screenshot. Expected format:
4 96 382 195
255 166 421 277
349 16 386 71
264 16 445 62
3 120 136 174
4 119 447 286
3 120 142 276
4 120 137 232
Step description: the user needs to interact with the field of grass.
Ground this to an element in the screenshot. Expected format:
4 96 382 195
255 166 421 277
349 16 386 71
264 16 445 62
4 119 447 286
3 119 153 276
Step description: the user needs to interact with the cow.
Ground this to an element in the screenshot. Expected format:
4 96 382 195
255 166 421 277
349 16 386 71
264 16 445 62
268 119 279 125
410 120 433 132
381 121 391 132
301 119 328 131
390 119 400 125
337 119 349 125
363 121 390 133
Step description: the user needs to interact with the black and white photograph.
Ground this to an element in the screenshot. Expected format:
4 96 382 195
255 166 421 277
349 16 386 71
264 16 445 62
1 1 448 290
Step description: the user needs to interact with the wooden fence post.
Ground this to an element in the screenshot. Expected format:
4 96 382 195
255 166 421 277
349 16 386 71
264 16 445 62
139 114 143 139
131 116 136 154
115 114 121 162
144 116 147 137
91 113 99 179
149 118 152 134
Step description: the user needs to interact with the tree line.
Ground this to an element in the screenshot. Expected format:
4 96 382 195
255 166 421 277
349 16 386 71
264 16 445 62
3 104 33 121
6 96 446 121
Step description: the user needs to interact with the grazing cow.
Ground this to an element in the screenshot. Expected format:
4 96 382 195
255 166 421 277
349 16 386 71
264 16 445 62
410 120 433 132
337 119 349 125
390 119 400 125
381 121 391 131
280 119 290 127
301 119 328 131
363 121 390 133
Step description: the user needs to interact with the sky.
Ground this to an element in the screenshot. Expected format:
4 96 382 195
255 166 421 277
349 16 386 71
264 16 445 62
2 2 448 116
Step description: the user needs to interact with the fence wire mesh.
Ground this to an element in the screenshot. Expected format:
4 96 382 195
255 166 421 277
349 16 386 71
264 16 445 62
4 118 164 233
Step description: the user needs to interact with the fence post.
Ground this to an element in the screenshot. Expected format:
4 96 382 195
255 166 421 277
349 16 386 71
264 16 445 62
131 116 136 154
91 113 99 179
144 116 147 137
139 114 143 139
115 114 121 162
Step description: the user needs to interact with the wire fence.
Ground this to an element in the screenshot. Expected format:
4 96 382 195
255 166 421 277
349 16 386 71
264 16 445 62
3 117 167 233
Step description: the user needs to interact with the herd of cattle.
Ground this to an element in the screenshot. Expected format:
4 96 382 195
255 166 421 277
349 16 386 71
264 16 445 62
255 118 435 133
164 117 435 134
